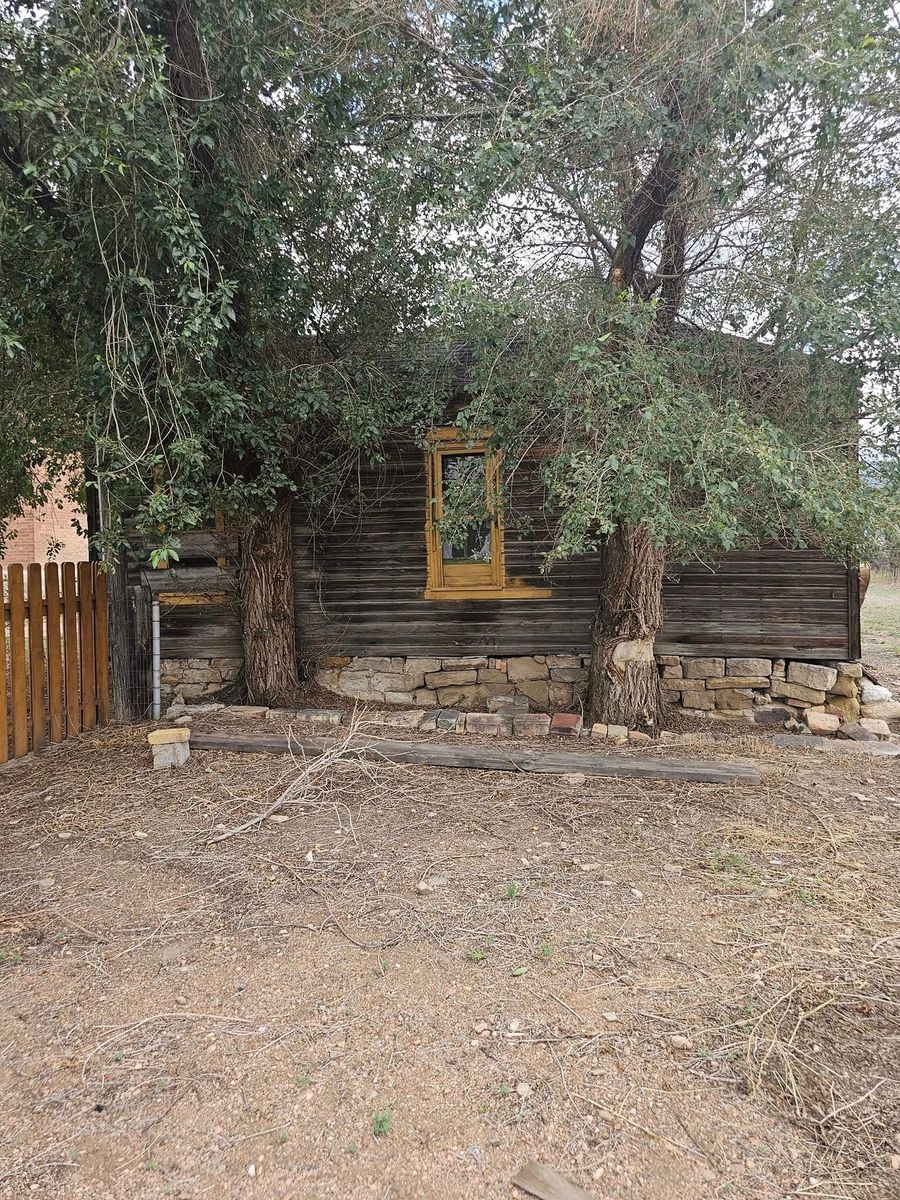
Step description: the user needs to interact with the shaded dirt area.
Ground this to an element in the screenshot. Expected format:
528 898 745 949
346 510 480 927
1 717 898 1200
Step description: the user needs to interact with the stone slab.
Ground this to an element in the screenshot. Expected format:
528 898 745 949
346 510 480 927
773 734 900 757
148 727 191 744
682 657 725 679
787 662 838 692
753 706 793 726
507 657 550 682
804 711 841 735
770 681 827 705
706 676 770 689
859 717 892 739
727 658 772 677
436 709 463 733
860 700 900 720
836 723 877 742
225 705 269 718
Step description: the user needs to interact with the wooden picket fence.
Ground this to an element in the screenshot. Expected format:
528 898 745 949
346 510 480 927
1 562 110 764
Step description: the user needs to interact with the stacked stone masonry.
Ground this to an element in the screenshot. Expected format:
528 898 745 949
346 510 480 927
160 651 900 729
160 657 242 705
313 653 899 720
315 654 589 711
654 654 900 722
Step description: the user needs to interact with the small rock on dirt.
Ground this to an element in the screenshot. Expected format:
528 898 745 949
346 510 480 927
668 1034 693 1050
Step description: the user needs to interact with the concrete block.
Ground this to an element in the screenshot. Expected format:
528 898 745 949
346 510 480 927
513 713 551 737
465 712 502 736
606 724 628 742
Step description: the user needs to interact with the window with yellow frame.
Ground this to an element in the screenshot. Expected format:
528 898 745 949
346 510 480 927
424 428 551 601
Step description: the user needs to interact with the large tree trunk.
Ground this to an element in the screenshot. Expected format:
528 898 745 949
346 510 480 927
586 522 666 730
238 496 301 707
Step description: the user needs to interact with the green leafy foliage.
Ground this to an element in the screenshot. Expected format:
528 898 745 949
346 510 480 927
0 0 456 549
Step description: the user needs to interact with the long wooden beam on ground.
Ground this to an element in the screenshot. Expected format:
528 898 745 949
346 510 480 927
190 730 761 785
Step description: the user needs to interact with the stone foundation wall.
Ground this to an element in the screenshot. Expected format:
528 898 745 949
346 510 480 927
314 652 889 721
658 655 874 722
315 655 589 711
160 657 242 706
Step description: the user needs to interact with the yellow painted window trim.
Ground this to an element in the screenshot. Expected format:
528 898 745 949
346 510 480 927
424 427 551 601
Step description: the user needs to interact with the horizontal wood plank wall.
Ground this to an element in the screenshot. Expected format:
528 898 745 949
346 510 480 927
293 445 853 661
1 562 111 762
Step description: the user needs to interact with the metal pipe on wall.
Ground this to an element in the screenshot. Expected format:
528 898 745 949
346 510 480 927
151 595 161 720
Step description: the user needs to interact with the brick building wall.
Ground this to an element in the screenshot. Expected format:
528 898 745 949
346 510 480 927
1 480 87 565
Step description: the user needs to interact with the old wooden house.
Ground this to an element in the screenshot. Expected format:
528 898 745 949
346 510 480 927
149 426 862 722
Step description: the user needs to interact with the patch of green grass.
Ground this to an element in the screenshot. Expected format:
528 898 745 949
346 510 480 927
539 942 555 959
464 946 488 963
708 849 760 885
0 950 23 966
294 1071 312 1089
862 571 900 653
503 882 520 901
371 1106 393 1138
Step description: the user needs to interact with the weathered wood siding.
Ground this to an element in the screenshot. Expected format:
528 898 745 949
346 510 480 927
294 444 855 662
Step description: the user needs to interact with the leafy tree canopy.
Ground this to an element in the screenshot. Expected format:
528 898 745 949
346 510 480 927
0 0 457 558
409 0 899 565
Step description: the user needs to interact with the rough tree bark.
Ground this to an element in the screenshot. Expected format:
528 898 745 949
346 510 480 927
586 523 666 729
586 87 688 728
238 495 301 707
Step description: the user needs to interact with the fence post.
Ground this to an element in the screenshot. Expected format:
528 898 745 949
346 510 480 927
45 563 65 743
95 566 110 725
62 563 81 736
0 566 7 764
77 561 97 732
27 563 47 753
8 564 28 758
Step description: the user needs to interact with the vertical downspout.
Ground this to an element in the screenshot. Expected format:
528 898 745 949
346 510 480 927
151 596 161 719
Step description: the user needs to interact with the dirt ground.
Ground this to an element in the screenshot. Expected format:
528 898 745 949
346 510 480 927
2 579 899 1200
